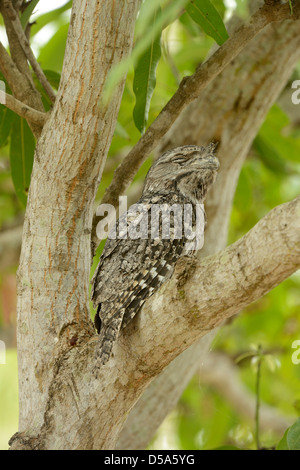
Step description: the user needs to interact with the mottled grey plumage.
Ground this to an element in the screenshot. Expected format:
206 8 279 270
91 144 219 368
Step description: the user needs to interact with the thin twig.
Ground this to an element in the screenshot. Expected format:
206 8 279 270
0 41 25 93
97 1 299 230
0 90 48 126
1 0 56 103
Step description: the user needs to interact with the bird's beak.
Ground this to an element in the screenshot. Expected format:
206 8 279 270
207 155 220 170
191 155 220 170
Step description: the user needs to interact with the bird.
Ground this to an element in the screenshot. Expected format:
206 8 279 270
91 144 219 368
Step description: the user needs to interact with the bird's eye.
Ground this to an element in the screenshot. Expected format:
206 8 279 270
172 157 187 164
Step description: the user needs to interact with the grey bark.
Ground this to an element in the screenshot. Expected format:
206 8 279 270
13 0 141 450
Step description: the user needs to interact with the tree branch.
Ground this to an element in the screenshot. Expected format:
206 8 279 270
117 16 300 449
14 0 142 444
1 0 56 103
0 40 45 136
0 2 33 84
11 194 300 450
0 41 27 94
120 194 300 387
0 90 48 125
94 0 299 246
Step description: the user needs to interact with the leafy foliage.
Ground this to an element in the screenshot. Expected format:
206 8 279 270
185 0 228 45
10 117 35 207
20 0 41 29
277 419 300 450
133 7 162 133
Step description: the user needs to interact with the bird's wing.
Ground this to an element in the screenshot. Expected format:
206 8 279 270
91 202 185 327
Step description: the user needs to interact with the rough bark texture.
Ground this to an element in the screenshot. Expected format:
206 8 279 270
117 19 300 449
14 0 141 449
12 192 300 449
8 0 300 451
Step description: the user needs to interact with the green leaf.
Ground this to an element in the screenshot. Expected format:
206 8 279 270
10 117 36 206
287 418 300 450
258 105 300 164
235 351 257 364
133 7 162 134
44 70 61 90
0 106 15 149
33 70 61 111
276 429 289 450
38 24 69 72
103 0 189 102
253 136 295 176
179 12 202 37
211 0 226 19
0 74 14 148
185 0 229 45
20 0 41 29
277 419 300 450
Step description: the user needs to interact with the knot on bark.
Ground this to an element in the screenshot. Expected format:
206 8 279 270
8 432 42 450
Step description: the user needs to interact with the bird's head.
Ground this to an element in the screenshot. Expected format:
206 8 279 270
144 144 220 203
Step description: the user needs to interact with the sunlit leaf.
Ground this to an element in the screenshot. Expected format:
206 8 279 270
0 74 14 148
185 0 229 45
0 106 14 148
103 0 190 102
263 354 281 373
133 7 162 133
211 0 226 19
10 117 35 206
179 12 202 37
235 351 257 364
38 24 69 72
31 1 72 37
276 429 289 450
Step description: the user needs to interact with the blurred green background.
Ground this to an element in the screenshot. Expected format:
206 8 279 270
0 0 300 450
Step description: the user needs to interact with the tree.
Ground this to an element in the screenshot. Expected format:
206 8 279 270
0 0 299 450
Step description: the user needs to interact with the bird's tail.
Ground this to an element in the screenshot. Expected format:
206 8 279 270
94 312 124 370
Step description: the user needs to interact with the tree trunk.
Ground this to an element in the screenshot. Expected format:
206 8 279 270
13 0 140 450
